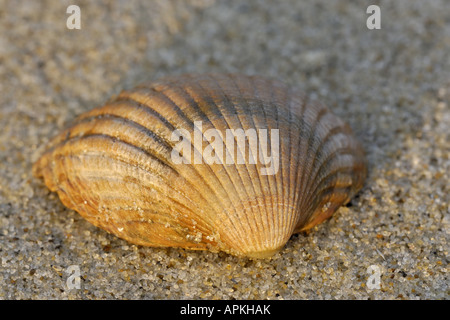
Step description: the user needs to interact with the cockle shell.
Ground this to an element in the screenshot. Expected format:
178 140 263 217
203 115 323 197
33 73 366 258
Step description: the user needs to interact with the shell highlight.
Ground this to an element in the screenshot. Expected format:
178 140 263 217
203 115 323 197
33 74 366 258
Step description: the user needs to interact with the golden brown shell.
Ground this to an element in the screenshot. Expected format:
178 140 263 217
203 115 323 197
33 74 366 258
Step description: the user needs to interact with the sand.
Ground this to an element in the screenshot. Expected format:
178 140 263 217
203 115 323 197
0 0 448 299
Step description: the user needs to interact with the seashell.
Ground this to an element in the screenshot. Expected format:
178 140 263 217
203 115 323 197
33 73 366 258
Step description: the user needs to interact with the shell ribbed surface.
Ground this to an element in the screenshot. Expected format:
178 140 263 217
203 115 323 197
33 74 366 258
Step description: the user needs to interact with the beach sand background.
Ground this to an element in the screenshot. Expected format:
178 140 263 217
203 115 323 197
0 0 448 299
